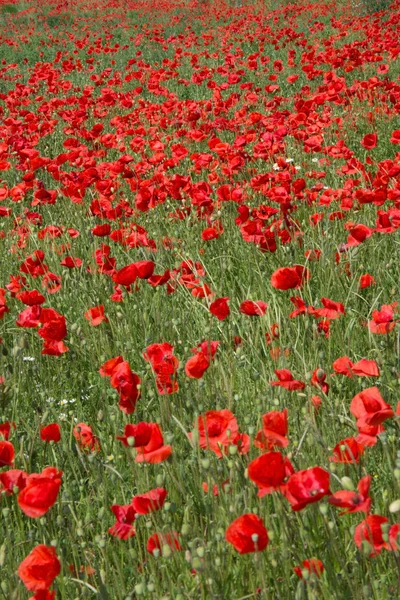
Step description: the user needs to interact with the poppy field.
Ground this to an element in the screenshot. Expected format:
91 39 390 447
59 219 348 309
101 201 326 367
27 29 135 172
0 0 400 597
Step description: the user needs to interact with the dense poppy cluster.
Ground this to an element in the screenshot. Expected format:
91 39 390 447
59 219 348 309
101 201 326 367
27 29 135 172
0 0 400 597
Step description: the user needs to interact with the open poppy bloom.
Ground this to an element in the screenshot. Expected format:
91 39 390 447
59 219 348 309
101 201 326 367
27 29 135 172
309 297 345 320
0 421 15 440
143 342 179 395
350 386 394 429
239 300 268 316
18 467 62 518
209 297 230 320
332 357 380 378
225 514 269 554
84 305 108 326
354 515 400 557
73 423 101 453
134 423 172 464
289 296 309 318
0 440 15 467
18 545 60 591
194 410 249 458
0 469 27 495
147 531 181 555
185 340 219 379
116 422 153 447
311 368 329 394
108 504 136 540
40 424 61 443
254 409 289 450
329 437 365 464
368 303 397 334
294 558 324 579
132 488 168 514
284 467 331 511
328 475 371 515
248 451 294 496
270 369 305 391
271 265 310 290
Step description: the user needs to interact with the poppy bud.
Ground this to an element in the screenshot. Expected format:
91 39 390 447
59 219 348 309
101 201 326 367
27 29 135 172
389 499 400 513
341 477 355 491
361 540 372 555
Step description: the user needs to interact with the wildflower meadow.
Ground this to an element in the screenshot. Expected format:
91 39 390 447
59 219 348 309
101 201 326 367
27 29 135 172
0 0 400 598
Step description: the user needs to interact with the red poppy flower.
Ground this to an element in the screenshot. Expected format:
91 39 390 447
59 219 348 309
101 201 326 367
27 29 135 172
134 423 172 464
135 260 155 279
328 475 371 515
18 545 60 591
0 421 15 440
73 423 101 453
41 273 61 295
294 558 324 579
20 251 48 278
354 515 400 556
355 422 384 447
226 514 269 554
108 504 136 540
350 386 394 428
116 422 153 447
289 296 309 318
132 488 168 514
112 264 138 286
361 134 377 150
390 129 400 144
209 297 230 321
147 531 181 555
99 355 124 377
40 424 61 443
0 469 27 495
309 297 345 320
239 300 268 316
344 224 373 248
109 361 141 414
18 467 63 518
29 589 56 600
195 410 239 458
284 467 331 511
16 305 42 328
38 310 67 342
0 440 15 467
185 340 219 379
330 437 365 463
311 368 329 394
270 369 305 391
359 274 376 289
271 265 310 290
84 305 108 326
60 256 83 269
185 351 210 379
248 452 294 496
16 290 46 306
368 304 397 334
143 343 179 395
332 357 380 378
254 409 289 450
